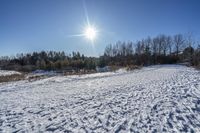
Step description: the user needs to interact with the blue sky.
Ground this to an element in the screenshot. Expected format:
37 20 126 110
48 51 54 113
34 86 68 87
1 0 200 57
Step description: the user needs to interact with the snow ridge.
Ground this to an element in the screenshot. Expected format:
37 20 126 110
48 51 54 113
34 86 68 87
0 70 21 76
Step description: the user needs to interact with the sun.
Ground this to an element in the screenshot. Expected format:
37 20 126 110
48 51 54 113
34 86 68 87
84 26 97 41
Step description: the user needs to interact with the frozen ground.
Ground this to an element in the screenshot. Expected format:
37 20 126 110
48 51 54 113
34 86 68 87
0 65 200 132
0 70 21 76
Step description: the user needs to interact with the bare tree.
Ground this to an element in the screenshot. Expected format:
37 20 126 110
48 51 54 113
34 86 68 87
115 41 122 56
174 34 185 56
126 41 134 56
120 42 126 56
184 32 196 63
152 37 159 55
135 41 143 55
166 36 172 55
161 35 169 56
185 32 195 47
155 35 165 55
112 44 118 57
144 37 152 54
104 44 113 57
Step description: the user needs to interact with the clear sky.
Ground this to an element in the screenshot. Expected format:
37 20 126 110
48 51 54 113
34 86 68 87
1 0 200 57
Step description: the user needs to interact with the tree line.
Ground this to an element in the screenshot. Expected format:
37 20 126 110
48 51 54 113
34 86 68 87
100 34 200 67
0 51 97 72
0 33 200 72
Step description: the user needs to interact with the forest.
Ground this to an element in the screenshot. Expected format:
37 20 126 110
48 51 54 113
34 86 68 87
0 33 200 72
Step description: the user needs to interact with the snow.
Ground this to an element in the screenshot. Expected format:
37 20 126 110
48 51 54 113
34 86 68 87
0 65 200 132
0 70 21 76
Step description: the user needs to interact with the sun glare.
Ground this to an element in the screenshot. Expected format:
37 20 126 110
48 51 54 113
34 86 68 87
84 26 97 41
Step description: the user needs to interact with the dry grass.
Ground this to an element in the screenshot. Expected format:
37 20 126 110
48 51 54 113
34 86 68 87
27 75 49 82
123 65 141 71
0 74 25 83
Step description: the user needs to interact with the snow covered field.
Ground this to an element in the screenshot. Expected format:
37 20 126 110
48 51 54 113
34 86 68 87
0 70 21 76
0 65 200 132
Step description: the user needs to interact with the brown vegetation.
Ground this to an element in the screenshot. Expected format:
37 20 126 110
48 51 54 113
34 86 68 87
0 74 25 83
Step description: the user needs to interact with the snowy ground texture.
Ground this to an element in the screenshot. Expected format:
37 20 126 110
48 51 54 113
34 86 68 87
0 65 200 133
0 70 21 76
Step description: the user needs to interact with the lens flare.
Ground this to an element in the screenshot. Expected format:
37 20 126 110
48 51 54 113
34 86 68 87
84 26 97 41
